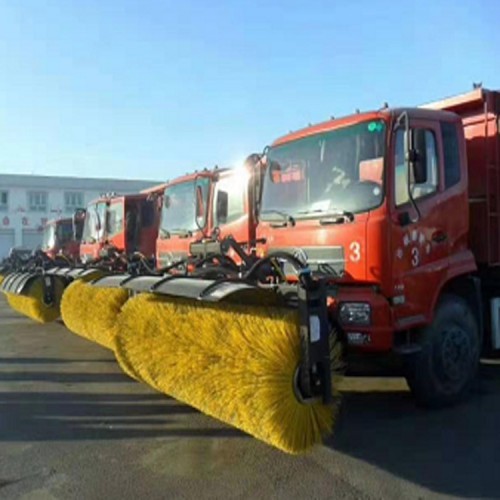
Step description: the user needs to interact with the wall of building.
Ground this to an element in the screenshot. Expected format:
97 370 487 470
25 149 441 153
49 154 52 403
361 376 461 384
0 174 161 257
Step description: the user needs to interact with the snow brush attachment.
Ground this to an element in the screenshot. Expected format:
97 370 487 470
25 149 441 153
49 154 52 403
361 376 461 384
60 278 129 350
115 271 343 454
1 273 67 323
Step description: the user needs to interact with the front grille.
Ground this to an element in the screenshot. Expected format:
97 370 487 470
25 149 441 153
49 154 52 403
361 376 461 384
271 246 345 275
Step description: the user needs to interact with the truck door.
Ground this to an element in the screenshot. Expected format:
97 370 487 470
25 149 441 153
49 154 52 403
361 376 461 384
391 118 449 328
137 198 158 256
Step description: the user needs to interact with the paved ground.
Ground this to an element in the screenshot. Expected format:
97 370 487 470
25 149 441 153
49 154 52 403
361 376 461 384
0 295 499 500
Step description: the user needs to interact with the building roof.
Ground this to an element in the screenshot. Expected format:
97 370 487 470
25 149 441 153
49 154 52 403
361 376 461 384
0 173 163 192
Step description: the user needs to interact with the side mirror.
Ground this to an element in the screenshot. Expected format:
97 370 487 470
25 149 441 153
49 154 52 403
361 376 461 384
74 221 84 241
216 190 229 225
268 160 281 183
72 208 86 241
407 148 427 184
195 185 204 219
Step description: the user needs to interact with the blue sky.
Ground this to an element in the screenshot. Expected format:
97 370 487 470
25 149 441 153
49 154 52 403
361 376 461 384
0 0 498 181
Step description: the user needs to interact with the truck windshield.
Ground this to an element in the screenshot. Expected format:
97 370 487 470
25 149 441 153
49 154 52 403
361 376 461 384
161 178 210 234
82 202 107 243
261 119 386 220
41 223 56 250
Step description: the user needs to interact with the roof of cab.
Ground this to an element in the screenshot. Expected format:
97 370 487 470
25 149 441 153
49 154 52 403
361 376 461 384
163 167 229 188
271 107 460 147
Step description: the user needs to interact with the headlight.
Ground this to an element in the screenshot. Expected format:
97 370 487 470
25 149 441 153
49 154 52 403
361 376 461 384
339 302 371 326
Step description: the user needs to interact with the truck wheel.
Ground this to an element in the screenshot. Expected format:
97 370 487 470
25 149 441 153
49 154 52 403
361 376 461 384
404 294 480 408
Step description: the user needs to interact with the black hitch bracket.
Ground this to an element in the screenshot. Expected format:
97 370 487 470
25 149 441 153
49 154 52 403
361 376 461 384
297 272 332 404
42 274 56 306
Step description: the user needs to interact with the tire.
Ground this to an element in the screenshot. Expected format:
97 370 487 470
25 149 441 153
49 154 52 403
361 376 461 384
404 293 480 408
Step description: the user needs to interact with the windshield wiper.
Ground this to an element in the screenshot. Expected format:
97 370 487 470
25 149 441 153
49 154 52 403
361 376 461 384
260 209 296 227
297 208 355 223
169 229 193 238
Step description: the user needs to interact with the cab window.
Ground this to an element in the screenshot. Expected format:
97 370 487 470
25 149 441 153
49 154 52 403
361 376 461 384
107 203 124 237
213 175 246 226
141 200 156 228
395 128 439 206
57 222 74 243
441 121 461 188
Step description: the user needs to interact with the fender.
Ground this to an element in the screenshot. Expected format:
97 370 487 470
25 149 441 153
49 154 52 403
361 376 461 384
427 249 477 324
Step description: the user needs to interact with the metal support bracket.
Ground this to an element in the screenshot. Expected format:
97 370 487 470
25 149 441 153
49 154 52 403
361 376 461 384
297 273 332 404
42 275 56 306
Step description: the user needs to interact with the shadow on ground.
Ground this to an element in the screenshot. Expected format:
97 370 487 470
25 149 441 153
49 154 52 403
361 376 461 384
0 391 244 441
0 371 131 383
0 357 114 364
329 363 500 498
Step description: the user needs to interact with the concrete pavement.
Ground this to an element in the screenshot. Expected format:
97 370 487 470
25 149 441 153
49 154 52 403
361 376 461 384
0 295 499 499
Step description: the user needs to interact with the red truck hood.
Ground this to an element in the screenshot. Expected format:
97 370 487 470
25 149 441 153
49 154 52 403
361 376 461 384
79 242 102 262
156 235 197 268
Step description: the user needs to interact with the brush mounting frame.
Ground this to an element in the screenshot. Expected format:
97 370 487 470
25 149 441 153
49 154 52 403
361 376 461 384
296 273 332 404
42 274 56 306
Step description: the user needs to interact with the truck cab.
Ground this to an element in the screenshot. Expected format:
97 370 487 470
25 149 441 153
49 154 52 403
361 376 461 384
41 216 83 261
156 161 261 269
256 91 500 407
80 193 160 265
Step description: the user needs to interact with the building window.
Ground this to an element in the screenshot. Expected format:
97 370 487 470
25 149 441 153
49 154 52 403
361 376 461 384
28 191 48 212
0 191 8 211
64 192 84 213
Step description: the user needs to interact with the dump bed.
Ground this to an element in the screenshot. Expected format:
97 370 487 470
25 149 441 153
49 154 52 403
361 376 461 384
423 88 500 266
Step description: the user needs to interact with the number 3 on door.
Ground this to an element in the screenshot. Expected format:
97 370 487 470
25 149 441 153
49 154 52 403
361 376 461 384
411 247 420 267
350 241 361 262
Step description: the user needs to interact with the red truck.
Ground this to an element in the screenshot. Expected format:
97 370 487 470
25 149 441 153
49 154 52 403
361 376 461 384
87 88 500 454
41 214 84 262
79 192 160 268
155 162 261 270
0 214 84 277
253 86 499 406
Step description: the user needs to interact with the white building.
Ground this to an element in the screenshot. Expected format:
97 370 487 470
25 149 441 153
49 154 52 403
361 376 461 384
0 173 161 258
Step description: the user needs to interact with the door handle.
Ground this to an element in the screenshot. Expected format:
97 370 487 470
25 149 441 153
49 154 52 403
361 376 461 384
432 231 447 243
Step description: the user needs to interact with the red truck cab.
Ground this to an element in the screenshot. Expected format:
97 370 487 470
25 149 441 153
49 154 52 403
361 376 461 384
156 162 261 269
80 192 160 264
41 217 82 261
256 88 500 407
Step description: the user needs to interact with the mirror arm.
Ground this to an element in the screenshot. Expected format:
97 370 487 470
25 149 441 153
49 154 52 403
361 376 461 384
193 174 207 237
399 111 421 224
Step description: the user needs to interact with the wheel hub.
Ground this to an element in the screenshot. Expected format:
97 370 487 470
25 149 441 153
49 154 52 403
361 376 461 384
440 326 471 382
